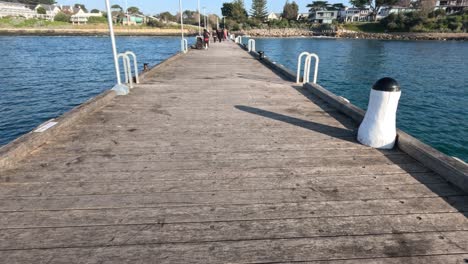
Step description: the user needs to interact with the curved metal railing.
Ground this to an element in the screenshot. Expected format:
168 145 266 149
248 39 256 52
296 52 319 84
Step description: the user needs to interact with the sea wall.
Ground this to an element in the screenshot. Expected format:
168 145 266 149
235 28 468 40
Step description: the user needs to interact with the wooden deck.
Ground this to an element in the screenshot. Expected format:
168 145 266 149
0 42 467 263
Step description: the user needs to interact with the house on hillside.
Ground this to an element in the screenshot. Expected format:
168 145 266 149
376 6 419 20
70 8 103 25
35 4 61 20
0 1 36 18
122 14 146 25
267 12 282 21
339 8 370 22
436 0 468 13
309 10 338 24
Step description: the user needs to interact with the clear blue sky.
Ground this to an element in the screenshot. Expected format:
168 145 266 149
57 0 346 16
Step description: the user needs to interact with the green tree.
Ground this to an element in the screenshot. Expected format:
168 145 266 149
127 6 142 15
283 0 299 20
90 9 100 13
307 1 330 11
36 6 46 14
222 1 248 23
54 12 70 22
157 12 176 22
331 3 346 10
250 0 268 20
74 4 88 13
111 4 123 11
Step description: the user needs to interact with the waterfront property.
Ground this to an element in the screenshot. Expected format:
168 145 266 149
0 41 466 263
0 1 35 18
339 7 370 23
436 0 468 13
376 6 420 20
309 10 338 24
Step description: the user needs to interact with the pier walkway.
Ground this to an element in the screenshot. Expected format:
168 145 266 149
0 42 467 263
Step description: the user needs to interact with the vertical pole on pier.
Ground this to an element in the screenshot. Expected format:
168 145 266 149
179 0 185 53
105 0 121 85
203 7 207 29
198 0 201 36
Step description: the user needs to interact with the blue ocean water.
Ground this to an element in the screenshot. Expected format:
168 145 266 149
0 36 466 161
248 37 467 161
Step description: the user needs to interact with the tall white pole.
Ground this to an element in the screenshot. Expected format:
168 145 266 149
198 0 201 36
105 0 121 85
203 7 207 29
179 0 185 52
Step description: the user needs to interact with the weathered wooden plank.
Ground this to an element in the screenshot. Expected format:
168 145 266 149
13 155 417 173
1 213 466 250
280 255 468 264
1 232 466 263
1 196 466 229
24 148 398 165
0 183 463 212
0 172 445 198
1 163 431 184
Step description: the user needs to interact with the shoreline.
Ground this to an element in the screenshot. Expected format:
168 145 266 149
0 27 466 41
235 28 468 41
0 27 198 36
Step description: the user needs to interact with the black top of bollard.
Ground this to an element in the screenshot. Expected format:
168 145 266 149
373 77 400 92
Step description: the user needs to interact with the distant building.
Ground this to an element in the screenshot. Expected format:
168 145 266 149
35 4 61 20
122 14 146 25
376 6 419 20
339 8 370 22
435 0 468 13
0 1 36 18
70 8 103 25
297 13 309 21
309 10 338 24
267 12 282 21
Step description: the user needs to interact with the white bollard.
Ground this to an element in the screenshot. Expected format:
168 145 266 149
357 78 401 149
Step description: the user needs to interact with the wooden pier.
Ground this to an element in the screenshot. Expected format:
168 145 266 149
0 42 467 263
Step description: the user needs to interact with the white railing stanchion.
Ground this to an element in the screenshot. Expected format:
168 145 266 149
248 39 256 52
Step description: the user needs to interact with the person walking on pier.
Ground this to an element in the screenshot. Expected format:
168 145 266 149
217 29 223 42
203 29 210 49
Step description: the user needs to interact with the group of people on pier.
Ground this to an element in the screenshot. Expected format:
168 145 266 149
202 28 229 49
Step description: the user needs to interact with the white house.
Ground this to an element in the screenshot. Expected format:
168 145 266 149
309 10 338 24
35 4 61 20
297 13 309 21
376 6 419 20
70 8 103 25
339 8 370 22
0 1 36 18
436 0 468 13
267 12 282 21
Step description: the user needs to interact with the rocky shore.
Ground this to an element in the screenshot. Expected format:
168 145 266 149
235 28 468 41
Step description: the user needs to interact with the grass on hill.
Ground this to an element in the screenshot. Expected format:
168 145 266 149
341 22 386 33
0 17 70 28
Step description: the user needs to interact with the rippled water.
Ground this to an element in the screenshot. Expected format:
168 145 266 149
0 36 467 161
248 37 467 161
0 36 186 147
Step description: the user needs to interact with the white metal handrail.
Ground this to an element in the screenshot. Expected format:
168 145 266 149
248 39 256 52
117 53 133 88
124 51 139 84
235 36 242 44
296 52 319 84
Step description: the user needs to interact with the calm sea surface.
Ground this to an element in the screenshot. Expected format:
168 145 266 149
0 36 466 161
